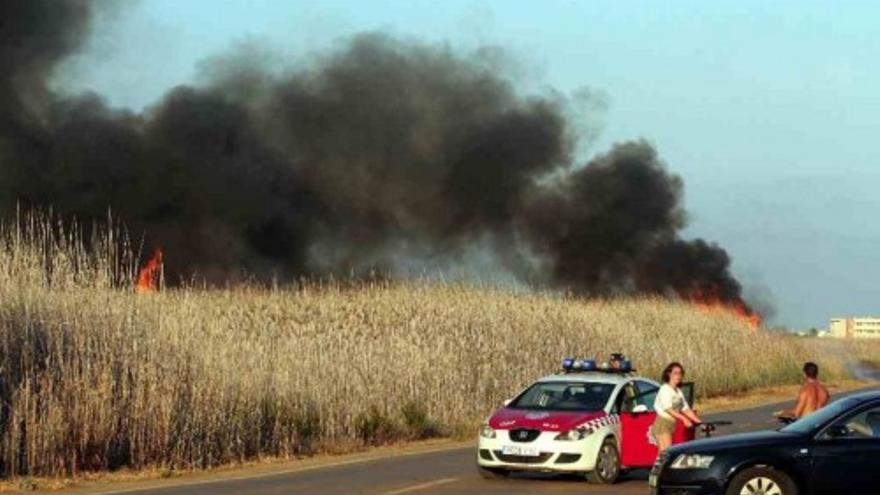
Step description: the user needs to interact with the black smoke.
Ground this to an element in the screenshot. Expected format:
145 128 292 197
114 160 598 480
0 0 756 313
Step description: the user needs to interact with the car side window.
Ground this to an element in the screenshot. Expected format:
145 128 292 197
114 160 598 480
635 380 657 395
615 382 639 413
823 404 880 439
634 380 659 411
617 381 658 413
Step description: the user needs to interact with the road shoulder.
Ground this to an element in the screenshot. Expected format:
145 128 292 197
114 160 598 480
13 380 879 494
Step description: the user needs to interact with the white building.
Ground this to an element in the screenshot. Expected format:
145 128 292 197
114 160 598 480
829 317 880 339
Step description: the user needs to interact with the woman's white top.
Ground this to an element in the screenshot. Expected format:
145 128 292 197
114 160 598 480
654 383 690 421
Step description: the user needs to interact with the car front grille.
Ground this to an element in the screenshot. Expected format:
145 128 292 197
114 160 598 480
555 453 582 464
508 429 541 443
493 451 553 464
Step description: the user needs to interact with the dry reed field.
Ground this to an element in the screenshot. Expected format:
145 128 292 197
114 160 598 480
0 217 877 478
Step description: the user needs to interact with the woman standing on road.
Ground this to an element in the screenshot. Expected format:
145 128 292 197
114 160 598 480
652 362 702 452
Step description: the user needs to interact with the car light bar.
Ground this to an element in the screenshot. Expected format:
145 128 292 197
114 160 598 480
561 355 634 373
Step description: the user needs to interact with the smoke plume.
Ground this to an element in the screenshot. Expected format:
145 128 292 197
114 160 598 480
0 0 755 312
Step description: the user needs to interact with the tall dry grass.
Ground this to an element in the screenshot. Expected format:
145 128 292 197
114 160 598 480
0 215 876 477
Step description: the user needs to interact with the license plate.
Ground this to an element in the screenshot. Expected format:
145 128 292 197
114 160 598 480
501 445 540 457
649 473 658 487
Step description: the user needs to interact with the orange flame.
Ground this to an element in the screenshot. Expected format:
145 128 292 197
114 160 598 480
687 286 761 330
136 248 163 293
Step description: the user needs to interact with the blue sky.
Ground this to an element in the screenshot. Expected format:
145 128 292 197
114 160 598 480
59 0 880 329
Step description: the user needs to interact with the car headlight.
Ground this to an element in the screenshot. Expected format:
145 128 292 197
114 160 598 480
554 426 592 441
670 454 714 469
479 424 496 439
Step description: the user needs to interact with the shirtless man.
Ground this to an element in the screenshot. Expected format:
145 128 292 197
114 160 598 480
775 362 829 420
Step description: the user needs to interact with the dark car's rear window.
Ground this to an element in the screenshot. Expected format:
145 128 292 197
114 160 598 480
780 397 863 434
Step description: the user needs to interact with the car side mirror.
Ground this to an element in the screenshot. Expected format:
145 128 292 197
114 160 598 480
825 424 850 439
503 399 512 407
632 404 649 414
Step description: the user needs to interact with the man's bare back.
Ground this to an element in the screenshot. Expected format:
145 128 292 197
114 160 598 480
776 362 829 420
796 379 829 416
777 379 829 419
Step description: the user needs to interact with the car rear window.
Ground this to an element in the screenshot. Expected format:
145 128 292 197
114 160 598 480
780 397 863 434
510 381 615 412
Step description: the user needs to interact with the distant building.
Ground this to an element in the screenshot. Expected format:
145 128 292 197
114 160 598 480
829 317 880 339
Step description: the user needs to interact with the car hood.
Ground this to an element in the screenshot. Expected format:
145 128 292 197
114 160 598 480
487 408 608 432
668 429 801 455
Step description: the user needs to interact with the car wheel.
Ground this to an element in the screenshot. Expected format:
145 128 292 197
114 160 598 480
587 437 620 484
477 466 510 480
726 467 797 495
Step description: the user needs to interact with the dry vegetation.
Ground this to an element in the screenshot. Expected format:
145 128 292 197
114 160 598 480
0 216 877 479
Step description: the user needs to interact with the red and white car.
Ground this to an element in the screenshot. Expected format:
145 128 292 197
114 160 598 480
476 357 695 484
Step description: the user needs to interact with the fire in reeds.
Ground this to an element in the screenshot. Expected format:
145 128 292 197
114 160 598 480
687 285 762 331
136 248 163 293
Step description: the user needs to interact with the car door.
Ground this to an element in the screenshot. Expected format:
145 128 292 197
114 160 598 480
619 380 660 467
810 401 880 495
678 381 695 409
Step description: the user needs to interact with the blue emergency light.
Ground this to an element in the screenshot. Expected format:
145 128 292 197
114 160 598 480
562 357 600 373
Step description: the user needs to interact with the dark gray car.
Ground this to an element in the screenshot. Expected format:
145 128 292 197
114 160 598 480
650 390 880 495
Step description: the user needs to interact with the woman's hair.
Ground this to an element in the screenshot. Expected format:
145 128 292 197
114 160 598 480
662 362 684 384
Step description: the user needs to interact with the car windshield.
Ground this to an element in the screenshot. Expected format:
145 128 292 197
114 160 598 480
509 381 615 412
780 397 862 434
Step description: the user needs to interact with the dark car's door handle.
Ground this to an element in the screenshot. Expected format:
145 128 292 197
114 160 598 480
795 448 809 457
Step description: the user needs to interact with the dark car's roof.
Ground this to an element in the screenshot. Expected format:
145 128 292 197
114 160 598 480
846 389 880 401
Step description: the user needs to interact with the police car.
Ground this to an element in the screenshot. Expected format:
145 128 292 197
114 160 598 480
477 355 695 484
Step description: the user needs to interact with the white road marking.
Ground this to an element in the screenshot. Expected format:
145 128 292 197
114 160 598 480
92 444 470 494
383 478 459 495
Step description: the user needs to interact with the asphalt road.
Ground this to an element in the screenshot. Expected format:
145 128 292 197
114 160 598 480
83 388 876 495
